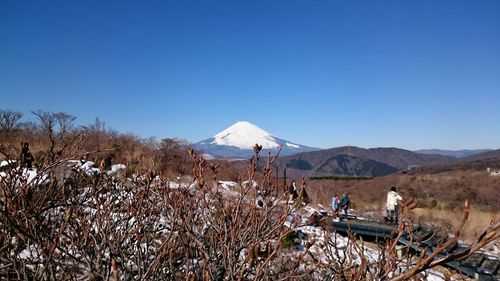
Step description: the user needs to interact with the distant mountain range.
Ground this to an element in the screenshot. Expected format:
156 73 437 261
276 148 500 178
414 149 492 158
411 149 500 174
192 121 499 177
193 121 319 159
462 149 500 160
273 146 455 178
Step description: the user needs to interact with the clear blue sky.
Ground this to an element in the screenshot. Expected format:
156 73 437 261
1 0 499 150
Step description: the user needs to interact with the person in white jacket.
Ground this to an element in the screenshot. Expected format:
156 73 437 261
386 186 403 224
331 193 340 216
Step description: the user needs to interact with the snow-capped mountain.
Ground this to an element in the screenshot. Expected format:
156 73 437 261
194 121 320 159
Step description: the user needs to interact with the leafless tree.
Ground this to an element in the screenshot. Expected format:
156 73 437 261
0 110 23 132
157 138 193 178
31 110 78 163
0 139 498 281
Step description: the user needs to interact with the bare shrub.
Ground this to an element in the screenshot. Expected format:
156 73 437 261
0 144 310 280
156 138 193 178
1 114 499 280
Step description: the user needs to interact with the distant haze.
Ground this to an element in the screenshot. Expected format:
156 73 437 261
414 149 493 158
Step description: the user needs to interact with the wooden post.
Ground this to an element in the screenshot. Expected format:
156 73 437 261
275 165 279 197
283 168 287 195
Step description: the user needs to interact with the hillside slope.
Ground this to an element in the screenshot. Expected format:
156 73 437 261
272 146 455 178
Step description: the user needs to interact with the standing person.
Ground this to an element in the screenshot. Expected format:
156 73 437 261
104 154 113 171
287 180 298 202
386 186 403 224
331 193 340 216
20 142 34 169
20 142 27 167
299 176 309 205
340 193 350 220
99 158 105 170
382 206 389 223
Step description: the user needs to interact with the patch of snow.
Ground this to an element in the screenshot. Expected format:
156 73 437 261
426 271 447 281
111 163 126 171
18 243 42 260
0 167 49 185
292 205 449 281
211 121 280 149
242 180 258 188
286 142 300 148
218 181 238 189
490 242 500 256
107 163 127 175
21 168 50 186
202 153 215 160
166 180 190 189
1 159 16 167
75 161 101 175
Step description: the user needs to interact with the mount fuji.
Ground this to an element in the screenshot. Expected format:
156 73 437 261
194 121 320 159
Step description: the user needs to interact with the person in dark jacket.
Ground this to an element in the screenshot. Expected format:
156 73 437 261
20 142 34 169
340 193 351 220
287 180 298 202
104 154 113 171
298 176 310 205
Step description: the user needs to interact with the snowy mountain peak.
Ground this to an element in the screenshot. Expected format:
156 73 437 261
194 121 320 159
212 121 280 149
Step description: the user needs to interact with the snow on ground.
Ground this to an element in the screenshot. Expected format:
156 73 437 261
17 242 42 261
218 181 238 189
1 159 16 167
0 160 16 178
3 167 480 280
22 168 49 185
286 205 450 281
0 167 50 186
107 163 126 175
166 180 189 189
72 160 101 175
292 206 379 262
69 160 128 176
242 180 258 188
489 241 500 257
